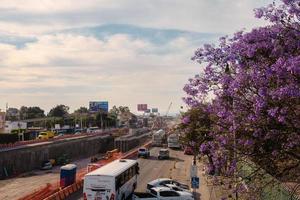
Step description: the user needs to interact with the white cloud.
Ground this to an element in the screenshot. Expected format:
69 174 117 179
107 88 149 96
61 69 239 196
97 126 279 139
0 0 274 35
0 33 200 113
0 0 276 113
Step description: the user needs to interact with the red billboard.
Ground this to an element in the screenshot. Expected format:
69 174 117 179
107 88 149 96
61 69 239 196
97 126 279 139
137 104 148 111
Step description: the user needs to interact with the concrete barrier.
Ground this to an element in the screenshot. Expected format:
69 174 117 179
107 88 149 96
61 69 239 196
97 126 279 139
115 133 151 152
0 135 114 179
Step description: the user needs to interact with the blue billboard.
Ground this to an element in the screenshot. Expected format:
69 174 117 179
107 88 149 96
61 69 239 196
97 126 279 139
89 101 109 112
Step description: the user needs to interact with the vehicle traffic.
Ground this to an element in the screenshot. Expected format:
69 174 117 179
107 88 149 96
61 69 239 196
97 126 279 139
152 129 166 146
37 131 55 139
133 186 194 200
146 178 189 192
158 149 169 160
167 133 180 149
87 127 100 133
138 147 150 158
83 159 139 200
163 184 191 193
40 160 53 170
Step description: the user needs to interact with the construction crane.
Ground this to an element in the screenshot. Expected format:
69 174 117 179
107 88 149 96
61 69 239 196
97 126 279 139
165 102 172 116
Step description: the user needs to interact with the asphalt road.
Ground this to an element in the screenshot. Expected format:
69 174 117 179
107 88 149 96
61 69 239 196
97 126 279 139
0 154 103 200
67 147 192 200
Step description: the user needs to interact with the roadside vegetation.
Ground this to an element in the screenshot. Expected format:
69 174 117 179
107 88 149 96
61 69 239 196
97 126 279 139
179 0 300 199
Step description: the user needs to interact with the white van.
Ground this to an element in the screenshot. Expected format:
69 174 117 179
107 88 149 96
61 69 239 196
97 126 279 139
83 159 139 200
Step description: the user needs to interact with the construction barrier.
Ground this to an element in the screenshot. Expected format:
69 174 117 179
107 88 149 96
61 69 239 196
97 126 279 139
18 140 151 200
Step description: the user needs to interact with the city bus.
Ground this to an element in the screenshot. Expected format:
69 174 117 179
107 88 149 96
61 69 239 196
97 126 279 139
83 159 139 200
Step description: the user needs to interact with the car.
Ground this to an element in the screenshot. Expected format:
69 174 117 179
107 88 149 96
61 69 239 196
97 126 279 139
138 148 150 158
184 146 193 155
158 149 169 160
163 183 191 193
146 178 189 192
133 186 194 200
40 160 53 170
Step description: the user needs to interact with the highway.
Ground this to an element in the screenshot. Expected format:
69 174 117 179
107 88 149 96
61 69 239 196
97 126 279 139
67 147 193 200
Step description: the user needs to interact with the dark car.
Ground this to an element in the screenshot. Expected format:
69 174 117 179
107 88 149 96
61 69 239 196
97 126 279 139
158 149 170 160
138 148 150 158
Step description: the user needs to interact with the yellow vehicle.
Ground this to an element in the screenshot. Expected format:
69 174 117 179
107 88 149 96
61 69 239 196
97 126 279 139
37 131 55 139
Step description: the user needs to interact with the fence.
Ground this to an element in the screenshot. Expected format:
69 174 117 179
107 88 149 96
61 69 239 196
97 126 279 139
238 159 300 200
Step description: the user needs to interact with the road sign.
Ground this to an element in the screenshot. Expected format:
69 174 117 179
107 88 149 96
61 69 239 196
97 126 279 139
191 177 200 189
190 164 198 177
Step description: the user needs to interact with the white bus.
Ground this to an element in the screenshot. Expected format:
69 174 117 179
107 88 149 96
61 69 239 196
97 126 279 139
83 159 139 200
167 133 180 148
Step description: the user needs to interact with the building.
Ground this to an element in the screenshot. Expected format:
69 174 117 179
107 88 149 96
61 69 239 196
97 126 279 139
117 112 137 127
6 107 20 120
4 121 27 133
0 111 5 133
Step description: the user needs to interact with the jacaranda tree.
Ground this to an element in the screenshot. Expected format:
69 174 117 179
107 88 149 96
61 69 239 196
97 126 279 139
182 0 300 198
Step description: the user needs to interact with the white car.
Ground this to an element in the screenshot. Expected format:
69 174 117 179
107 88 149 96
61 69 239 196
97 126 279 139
133 186 194 200
147 178 189 192
164 183 192 193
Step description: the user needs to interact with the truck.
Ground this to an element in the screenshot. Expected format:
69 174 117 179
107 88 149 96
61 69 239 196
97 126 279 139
152 129 166 146
133 186 194 200
167 133 180 148
37 131 55 139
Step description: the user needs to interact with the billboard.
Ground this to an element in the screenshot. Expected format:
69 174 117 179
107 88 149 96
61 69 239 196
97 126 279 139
137 104 148 111
89 101 109 112
151 108 158 113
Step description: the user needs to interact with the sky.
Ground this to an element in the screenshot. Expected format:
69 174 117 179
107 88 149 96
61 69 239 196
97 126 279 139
0 0 274 115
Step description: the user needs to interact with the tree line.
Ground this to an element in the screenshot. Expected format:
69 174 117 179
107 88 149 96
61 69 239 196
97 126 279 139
5 105 131 129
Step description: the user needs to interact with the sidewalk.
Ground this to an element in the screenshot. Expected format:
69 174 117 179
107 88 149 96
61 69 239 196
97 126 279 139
196 161 211 200
169 152 211 200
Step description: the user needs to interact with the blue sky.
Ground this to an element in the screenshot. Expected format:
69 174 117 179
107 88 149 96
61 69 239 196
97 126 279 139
0 0 273 114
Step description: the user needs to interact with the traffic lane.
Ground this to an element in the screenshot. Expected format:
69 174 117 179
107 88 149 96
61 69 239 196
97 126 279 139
67 147 191 199
136 147 191 192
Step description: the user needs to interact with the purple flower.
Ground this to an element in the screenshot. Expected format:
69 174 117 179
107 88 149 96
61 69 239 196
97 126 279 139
182 0 300 190
267 107 278 117
200 143 208 153
182 116 190 125
254 8 264 18
244 139 254 146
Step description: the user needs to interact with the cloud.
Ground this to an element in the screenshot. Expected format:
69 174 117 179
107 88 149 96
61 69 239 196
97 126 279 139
0 26 213 113
0 0 274 35
0 0 275 113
